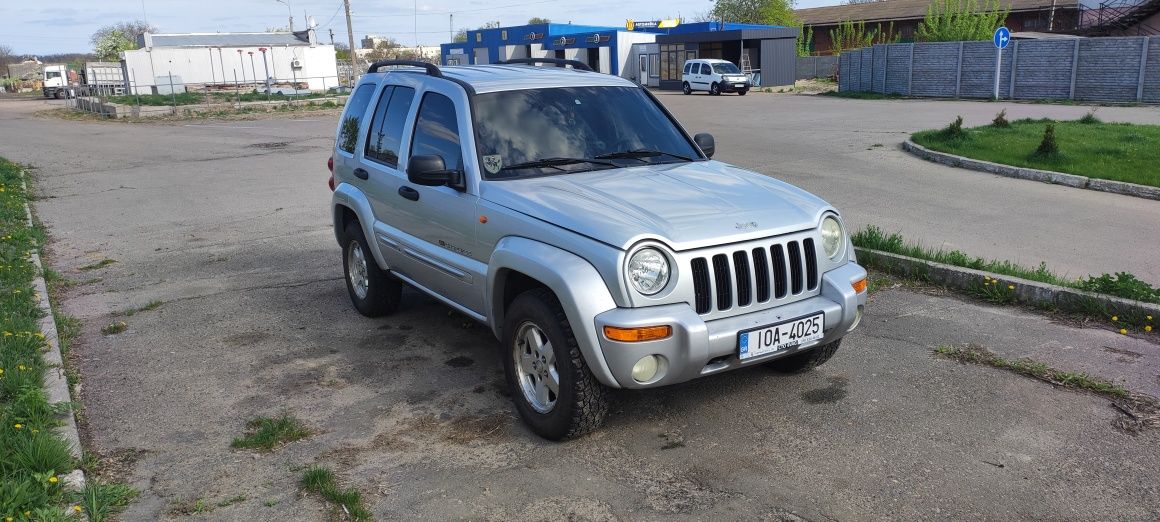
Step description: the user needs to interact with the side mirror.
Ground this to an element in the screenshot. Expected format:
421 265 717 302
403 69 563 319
407 155 461 187
694 133 715 158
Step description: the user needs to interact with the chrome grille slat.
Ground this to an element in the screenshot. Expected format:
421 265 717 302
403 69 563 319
689 234 821 317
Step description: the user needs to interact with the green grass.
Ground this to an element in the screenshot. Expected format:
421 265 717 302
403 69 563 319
820 90 905 100
935 345 1129 398
106 91 337 106
0 157 80 519
77 480 137 522
115 300 164 317
299 466 371 521
852 225 1160 305
231 415 310 451
99 321 127 336
912 117 1160 187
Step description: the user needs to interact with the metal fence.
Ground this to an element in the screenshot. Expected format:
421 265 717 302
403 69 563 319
838 36 1160 103
64 74 349 118
796 56 839 80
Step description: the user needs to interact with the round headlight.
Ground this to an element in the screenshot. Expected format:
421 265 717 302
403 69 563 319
821 216 844 259
627 248 670 295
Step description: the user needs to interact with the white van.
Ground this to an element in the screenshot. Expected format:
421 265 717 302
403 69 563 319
681 59 749 96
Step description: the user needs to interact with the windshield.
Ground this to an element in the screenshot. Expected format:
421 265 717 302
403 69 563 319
473 86 701 179
712 63 741 74
45 71 62 79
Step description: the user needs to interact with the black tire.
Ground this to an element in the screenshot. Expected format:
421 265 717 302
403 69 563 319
502 288 608 440
53 90 64 100
767 340 842 374
682 82 692 95
342 220 402 317
737 89 748 96
710 82 721 95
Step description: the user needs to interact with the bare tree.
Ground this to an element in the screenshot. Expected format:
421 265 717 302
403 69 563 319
691 10 719 22
528 17 551 24
0 45 12 70
90 20 157 46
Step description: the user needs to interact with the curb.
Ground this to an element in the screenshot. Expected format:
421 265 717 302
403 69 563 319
901 140 1160 201
855 247 1160 319
21 173 87 490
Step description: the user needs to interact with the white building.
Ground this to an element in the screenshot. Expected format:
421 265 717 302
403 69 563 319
122 29 339 93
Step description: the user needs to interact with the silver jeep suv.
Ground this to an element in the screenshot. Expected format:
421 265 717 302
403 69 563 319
329 59 867 440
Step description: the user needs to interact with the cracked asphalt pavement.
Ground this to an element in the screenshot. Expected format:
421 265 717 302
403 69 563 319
1 94 1157 520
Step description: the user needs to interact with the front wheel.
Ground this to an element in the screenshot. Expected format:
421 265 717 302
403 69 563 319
768 339 842 374
710 82 721 95
503 288 608 440
738 89 748 96
342 220 402 317
682 82 692 95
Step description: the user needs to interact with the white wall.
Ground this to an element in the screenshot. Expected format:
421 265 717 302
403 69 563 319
122 44 339 93
617 33 657 83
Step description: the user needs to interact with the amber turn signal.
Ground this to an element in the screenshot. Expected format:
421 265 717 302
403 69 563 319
603 325 672 342
852 278 868 294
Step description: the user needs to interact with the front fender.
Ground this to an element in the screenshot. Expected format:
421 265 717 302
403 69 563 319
331 183 390 271
487 237 622 388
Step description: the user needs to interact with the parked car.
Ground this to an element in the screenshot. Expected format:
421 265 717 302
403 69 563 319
682 59 749 95
329 59 866 440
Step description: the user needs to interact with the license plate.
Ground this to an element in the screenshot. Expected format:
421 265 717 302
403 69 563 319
738 313 825 360
734 83 746 88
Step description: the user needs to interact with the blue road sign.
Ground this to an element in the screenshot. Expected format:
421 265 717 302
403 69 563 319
994 27 1011 49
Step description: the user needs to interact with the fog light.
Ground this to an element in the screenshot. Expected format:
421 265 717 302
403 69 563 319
848 305 864 332
632 355 660 382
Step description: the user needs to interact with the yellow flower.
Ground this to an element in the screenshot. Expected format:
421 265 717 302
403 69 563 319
73 505 83 513
6 516 12 522
2 332 10 336
1148 315 1153 321
1111 316 1118 321
0 368 4 375
17 364 25 371
1147 325 1153 332
48 476 58 484
1119 329 1128 335
33 332 44 339
30 429 38 434
13 423 22 429
1007 285 1014 290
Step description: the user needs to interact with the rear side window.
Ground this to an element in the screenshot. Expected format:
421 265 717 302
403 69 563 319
409 93 462 172
365 86 416 168
337 84 376 153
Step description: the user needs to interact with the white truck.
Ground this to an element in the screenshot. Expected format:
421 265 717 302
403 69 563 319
42 65 71 99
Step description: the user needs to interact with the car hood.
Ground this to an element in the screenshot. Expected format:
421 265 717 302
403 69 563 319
479 161 832 251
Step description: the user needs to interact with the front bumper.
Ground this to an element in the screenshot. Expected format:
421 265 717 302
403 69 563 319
592 262 866 388
720 81 749 92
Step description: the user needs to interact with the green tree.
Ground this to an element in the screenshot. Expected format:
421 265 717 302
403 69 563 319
796 25 814 56
828 20 900 55
527 17 551 24
480 21 501 29
453 28 469 42
90 20 155 61
334 42 350 61
710 0 771 24
915 0 1010 42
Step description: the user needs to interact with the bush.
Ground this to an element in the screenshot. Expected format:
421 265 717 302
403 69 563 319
1078 110 1100 125
1077 273 1160 304
991 109 1010 128
1033 123 1059 157
938 115 967 140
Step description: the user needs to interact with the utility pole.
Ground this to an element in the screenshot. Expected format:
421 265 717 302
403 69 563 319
329 28 335 46
343 0 358 85
450 14 453 43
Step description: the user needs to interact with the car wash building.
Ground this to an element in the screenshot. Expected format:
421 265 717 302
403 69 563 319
626 22 799 89
440 23 656 76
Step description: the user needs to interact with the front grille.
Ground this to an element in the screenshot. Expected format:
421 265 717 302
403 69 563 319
691 237 819 315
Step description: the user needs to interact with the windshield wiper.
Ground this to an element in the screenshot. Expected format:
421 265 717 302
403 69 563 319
594 149 694 162
499 157 618 172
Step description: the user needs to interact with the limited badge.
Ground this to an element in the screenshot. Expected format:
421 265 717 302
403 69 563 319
483 154 503 174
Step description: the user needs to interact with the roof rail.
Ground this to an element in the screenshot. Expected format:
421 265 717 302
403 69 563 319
366 60 442 77
494 58 593 72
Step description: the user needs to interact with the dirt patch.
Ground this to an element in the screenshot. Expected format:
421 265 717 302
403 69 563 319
248 142 289 150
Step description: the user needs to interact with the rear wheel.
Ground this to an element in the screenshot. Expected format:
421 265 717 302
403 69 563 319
767 340 842 374
342 220 402 317
682 82 692 95
503 288 608 440
710 82 721 95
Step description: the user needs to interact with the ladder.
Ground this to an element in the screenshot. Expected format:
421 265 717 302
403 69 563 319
739 50 755 83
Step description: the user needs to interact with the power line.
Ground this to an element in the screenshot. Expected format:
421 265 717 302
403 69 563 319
351 0 557 18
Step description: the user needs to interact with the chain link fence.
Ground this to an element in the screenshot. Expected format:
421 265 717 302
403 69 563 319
65 74 351 118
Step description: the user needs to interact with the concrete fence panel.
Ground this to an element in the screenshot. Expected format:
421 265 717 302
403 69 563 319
796 56 839 80
1074 37 1145 102
910 42 960 97
885 43 912 95
838 36 1159 103
1144 37 1160 103
959 41 1013 98
1013 39 1075 100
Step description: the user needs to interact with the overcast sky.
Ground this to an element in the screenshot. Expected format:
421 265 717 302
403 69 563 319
3 0 842 55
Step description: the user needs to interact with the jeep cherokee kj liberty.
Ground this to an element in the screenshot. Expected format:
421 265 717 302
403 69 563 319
329 59 867 440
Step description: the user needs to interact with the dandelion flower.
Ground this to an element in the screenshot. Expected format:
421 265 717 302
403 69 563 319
1147 325 1153 332
17 364 25 371
73 505 83 513
13 423 22 429
1148 315 1153 321
1112 316 1118 321
1007 285 1014 290
1120 329 1128 335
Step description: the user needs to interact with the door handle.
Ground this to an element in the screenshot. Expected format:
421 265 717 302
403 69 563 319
353 168 369 180
398 186 419 201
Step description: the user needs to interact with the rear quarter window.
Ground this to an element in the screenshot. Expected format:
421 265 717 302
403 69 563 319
337 84 376 154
